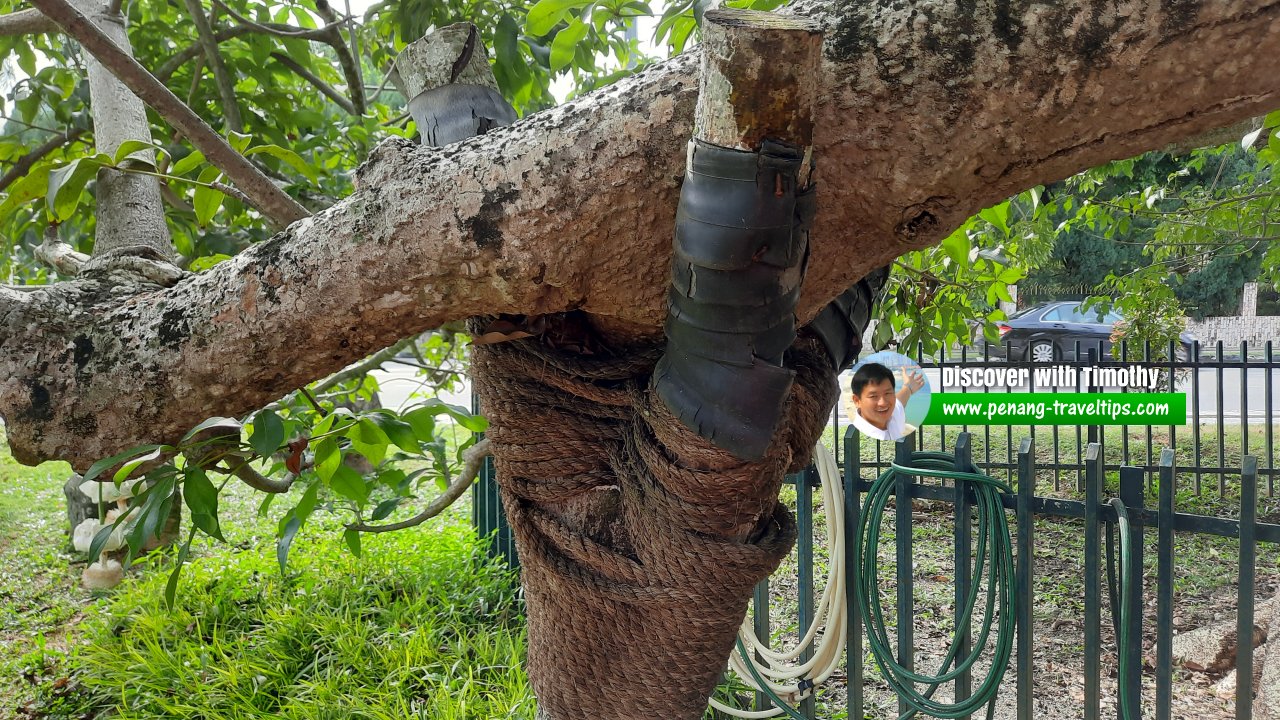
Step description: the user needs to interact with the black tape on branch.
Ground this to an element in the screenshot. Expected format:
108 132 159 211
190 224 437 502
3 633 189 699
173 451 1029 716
654 138 811 461
806 265 890 371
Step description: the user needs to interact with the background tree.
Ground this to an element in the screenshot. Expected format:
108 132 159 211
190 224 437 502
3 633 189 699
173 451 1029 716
2 0 1280 718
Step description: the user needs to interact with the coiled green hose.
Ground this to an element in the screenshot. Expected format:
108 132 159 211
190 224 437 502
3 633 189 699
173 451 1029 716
854 452 1017 720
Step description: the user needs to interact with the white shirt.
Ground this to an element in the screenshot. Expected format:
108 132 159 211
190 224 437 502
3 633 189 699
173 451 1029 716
852 399 908 441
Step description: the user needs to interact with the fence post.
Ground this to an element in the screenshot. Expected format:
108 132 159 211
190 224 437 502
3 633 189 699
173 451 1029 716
752 578 770 712
954 432 975 720
894 433 915 720
1016 436 1035 720
1238 455 1258 720
1084 444 1102 720
1119 466 1145 720
796 465 816 719
845 426 863 720
1156 449 1175 720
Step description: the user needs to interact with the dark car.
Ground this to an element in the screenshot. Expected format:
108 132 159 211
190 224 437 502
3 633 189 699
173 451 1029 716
989 301 1196 362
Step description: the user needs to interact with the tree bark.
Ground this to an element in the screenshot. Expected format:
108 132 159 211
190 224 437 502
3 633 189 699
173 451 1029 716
3 0 1280 470
71 0 171 256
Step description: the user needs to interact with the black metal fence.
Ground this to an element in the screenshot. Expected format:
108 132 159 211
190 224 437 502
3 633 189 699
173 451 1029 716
802 430 1278 720
470 340 1280 718
839 339 1277 496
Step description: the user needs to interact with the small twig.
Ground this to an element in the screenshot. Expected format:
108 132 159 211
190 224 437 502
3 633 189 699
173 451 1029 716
35 229 90 275
299 387 327 416
0 114 69 135
380 110 410 127
154 26 253 83
224 457 293 493
182 0 243 132
30 0 311 228
0 127 87 194
269 52 357 116
347 439 490 533
210 0 346 39
210 180 252 206
314 0 364 114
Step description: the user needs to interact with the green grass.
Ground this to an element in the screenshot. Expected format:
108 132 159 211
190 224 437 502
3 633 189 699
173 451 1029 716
1 429 533 720
4 419 1278 720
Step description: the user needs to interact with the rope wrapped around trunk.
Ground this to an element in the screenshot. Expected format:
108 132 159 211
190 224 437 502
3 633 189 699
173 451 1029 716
471 316 838 720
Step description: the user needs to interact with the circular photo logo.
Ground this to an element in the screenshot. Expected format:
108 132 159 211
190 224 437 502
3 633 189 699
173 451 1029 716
842 350 932 442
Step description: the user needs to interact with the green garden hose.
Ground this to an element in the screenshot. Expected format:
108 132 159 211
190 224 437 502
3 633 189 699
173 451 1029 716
722 447 1140 720
854 452 1017 720
1107 498 1137 720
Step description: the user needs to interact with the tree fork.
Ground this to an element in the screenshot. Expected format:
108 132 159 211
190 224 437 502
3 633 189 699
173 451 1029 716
505 11 830 720
4 0 1280 471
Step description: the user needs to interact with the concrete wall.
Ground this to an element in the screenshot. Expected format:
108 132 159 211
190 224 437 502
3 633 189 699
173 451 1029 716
1184 283 1280 347
1184 316 1280 347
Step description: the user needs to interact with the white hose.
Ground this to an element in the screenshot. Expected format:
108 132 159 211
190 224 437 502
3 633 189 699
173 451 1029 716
710 441 847 717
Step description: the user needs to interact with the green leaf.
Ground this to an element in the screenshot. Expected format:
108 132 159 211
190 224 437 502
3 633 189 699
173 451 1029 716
313 437 341 482
347 417 390 466
940 231 971 266
193 166 225 227
276 513 301 574
170 150 206 177
163 528 196 610
181 416 242 443
249 410 286 457
343 528 362 557
226 131 252 153
183 466 224 541
113 445 167 483
245 144 318 182
188 254 233 272
369 413 419 453
329 465 369 506
82 444 164 483
0 161 53 220
526 0 592 35
550 19 590 73
370 497 402 521
403 406 437 440
46 157 103 222
113 139 158 165
978 201 1011 237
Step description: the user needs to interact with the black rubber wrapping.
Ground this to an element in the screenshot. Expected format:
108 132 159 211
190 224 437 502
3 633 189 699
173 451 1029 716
806 265 891 371
653 138 811 461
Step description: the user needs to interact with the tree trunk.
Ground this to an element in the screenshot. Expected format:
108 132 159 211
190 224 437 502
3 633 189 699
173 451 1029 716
475 13 830 717
71 0 170 256
2 0 1279 468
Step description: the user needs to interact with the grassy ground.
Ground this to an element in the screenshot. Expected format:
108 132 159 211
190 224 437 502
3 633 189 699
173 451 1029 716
0 430 531 720
4 422 1277 720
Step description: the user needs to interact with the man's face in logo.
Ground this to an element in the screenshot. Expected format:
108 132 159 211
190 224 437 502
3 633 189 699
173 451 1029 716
852 378 896 430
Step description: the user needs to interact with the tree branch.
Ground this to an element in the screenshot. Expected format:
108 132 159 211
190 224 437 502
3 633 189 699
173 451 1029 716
29 0 311 227
270 52 356 116
182 0 243 132
209 0 345 40
225 458 293 493
0 127 86 194
5 0 1280 470
154 25 252 84
35 232 90 276
346 438 490 533
0 7 57 35
313 0 363 115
